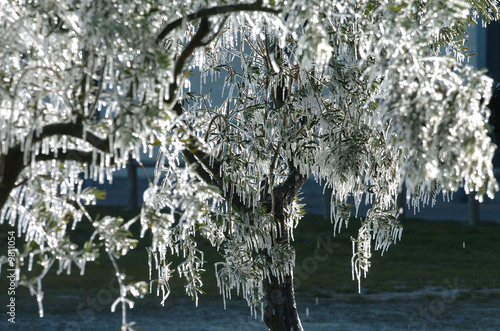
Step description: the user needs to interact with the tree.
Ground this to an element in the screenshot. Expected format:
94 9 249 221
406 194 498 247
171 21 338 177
0 0 499 330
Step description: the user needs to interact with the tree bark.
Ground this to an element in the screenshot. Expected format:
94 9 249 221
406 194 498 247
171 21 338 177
0 146 24 212
263 166 307 331
264 273 303 331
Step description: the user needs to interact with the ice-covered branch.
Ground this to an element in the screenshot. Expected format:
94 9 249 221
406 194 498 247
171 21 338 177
156 1 280 42
0 146 114 211
34 149 113 165
32 122 110 153
162 17 252 212
0 121 113 210
167 18 212 109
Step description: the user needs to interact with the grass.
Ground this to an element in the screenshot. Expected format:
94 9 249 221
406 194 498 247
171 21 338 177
292 216 500 297
1 206 499 307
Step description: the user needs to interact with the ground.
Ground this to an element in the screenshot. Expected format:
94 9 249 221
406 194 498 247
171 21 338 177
1 286 499 330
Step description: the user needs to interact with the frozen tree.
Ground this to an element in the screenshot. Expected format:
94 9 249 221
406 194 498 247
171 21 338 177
0 0 499 330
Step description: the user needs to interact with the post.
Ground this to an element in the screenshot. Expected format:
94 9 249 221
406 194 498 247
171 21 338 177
467 194 479 226
397 184 406 221
127 158 138 210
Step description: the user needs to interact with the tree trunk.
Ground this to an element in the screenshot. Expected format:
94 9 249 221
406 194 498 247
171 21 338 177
263 166 307 331
264 273 303 331
0 146 24 212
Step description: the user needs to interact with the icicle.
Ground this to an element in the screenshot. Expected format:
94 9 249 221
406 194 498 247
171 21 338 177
28 252 34 272
36 278 44 318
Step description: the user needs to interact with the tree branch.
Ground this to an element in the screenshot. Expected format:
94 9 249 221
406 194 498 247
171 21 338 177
156 1 281 42
271 164 308 214
34 148 113 165
34 122 110 153
0 124 113 212
182 137 250 213
0 146 24 211
161 17 251 213
0 145 115 211
167 17 212 110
